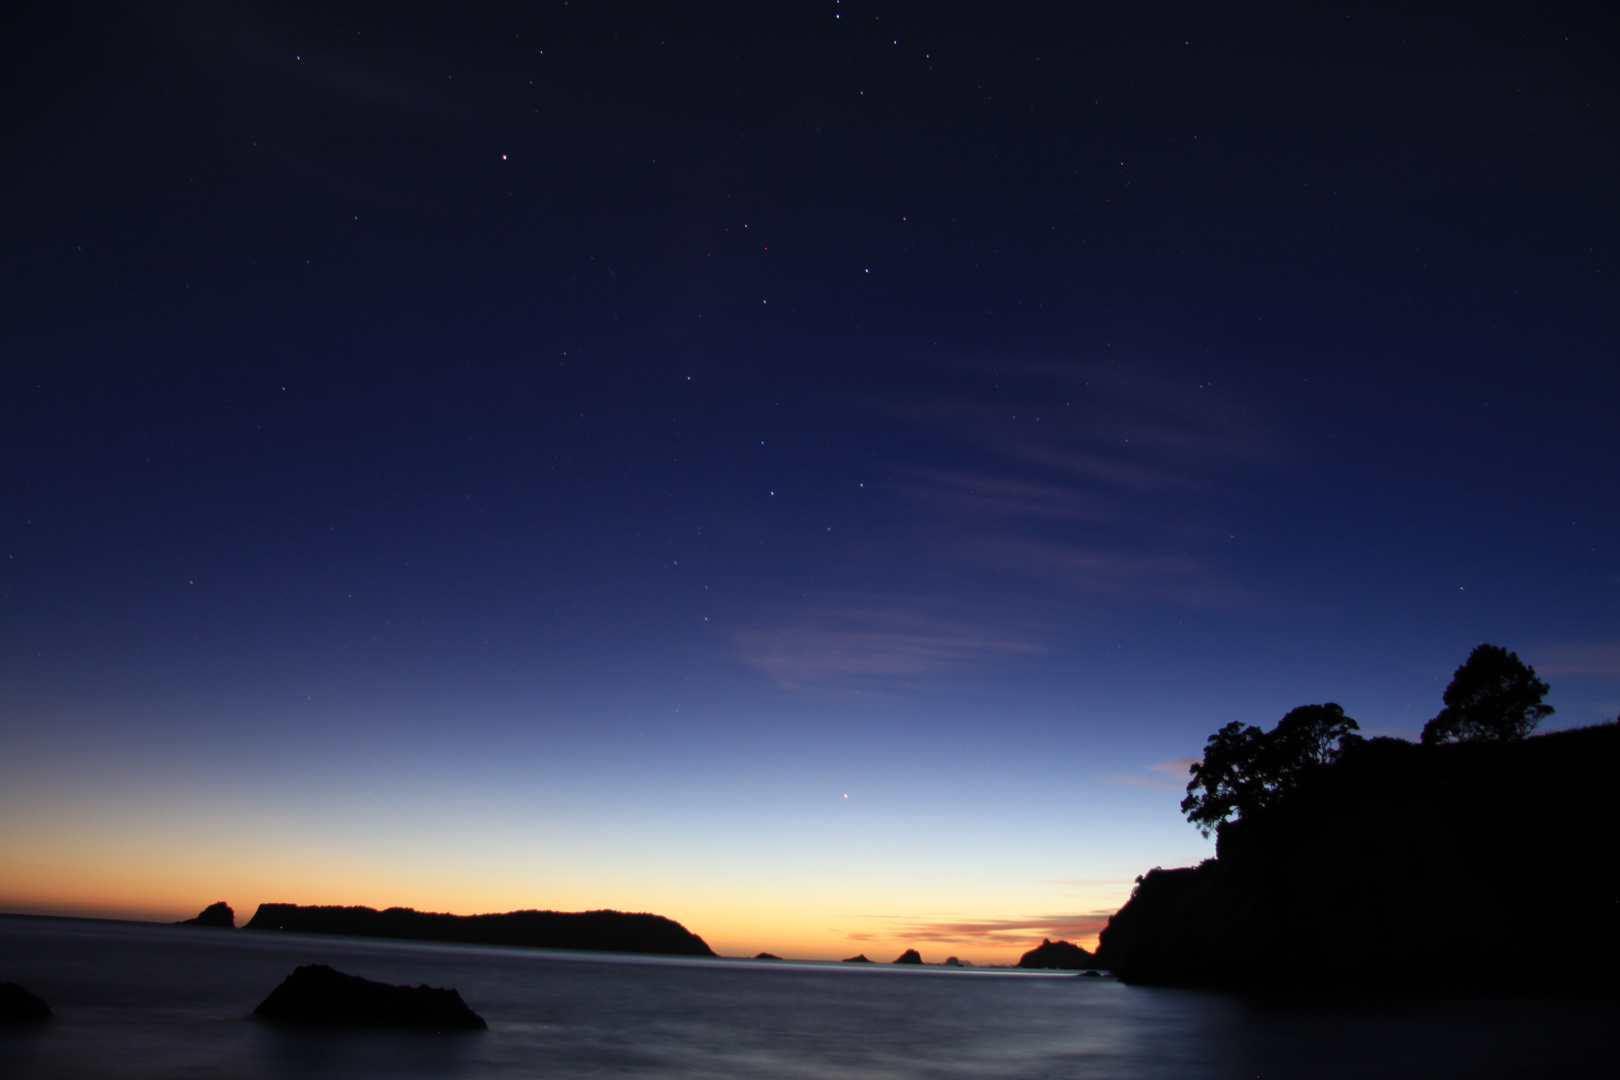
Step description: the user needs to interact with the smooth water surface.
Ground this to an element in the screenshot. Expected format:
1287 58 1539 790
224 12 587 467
0 915 1609 1078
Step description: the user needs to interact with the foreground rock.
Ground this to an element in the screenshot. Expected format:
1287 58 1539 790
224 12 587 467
176 902 236 928
1097 723 1620 993
253 964 486 1029
245 904 714 957
1016 939 1098 970
0 983 52 1024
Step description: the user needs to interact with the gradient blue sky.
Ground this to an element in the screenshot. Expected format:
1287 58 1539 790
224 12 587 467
1 0 1616 961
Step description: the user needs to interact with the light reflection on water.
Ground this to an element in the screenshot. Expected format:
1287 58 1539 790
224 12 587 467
0 915 1609 1079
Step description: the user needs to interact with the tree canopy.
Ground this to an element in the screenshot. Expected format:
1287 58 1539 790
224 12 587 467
1420 644 1553 745
1181 703 1361 837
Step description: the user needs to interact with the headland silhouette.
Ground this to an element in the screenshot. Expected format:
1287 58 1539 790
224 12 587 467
1098 645 1618 993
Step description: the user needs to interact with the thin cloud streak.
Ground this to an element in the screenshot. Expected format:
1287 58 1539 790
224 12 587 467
847 911 1115 949
1106 757 1199 791
733 600 1042 690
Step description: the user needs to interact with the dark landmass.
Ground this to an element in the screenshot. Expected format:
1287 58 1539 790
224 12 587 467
176 902 235 928
244 903 715 957
1016 938 1098 970
1079 970 1102 977
252 964 486 1030
753 952 781 960
841 953 871 963
0 982 53 1024
892 948 923 964
1097 722 1619 993
942 956 964 967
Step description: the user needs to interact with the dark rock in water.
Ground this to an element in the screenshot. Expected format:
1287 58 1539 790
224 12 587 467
1096 722 1620 993
892 949 923 964
1080 970 1102 977
253 964 486 1030
177 902 236 928
1017 938 1097 970
841 953 871 963
753 952 782 960
244 904 714 957
0 983 53 1024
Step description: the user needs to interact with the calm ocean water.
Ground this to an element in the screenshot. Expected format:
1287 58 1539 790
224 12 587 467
0 915 1609 1079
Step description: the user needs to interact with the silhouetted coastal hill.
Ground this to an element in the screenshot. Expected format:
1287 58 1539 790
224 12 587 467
1097 722 1619 992
244 904 715 957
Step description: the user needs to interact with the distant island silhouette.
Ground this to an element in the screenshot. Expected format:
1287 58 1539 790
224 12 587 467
242 904 715 957
176 902 235 928
1098 714 1618 992
892 948 923 964
1016 939 1097 970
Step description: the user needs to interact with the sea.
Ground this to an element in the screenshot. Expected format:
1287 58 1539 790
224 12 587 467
0 914 1610 1079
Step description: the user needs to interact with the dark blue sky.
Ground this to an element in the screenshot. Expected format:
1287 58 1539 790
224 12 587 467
1 1 1615 959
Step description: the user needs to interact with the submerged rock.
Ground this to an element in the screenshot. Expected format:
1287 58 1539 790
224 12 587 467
0 983 53 1024
1016 939 1098 970
176 902 236 928
892 949 923 964
840 954 872 963
252 964 486 1030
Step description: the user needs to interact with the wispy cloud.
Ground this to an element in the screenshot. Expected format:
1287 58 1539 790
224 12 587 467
736 360 1274 693
879 359 1274 603
1534 641 1620 677
1106 757 1198 791
846 911 1115 949
733 599 1041 691
956 536 1242 605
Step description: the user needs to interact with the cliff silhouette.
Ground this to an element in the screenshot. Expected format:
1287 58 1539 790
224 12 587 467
1097 722 1619 992
244 904 715 957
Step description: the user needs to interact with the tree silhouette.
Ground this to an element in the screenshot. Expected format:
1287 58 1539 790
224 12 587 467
1420 644 1553 745
1182 703 1361 836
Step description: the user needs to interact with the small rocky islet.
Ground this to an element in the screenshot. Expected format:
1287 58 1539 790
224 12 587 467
0 982 53 1024
252 964 485 1030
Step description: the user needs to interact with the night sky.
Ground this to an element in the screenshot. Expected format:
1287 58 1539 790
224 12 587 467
2 1 1616 961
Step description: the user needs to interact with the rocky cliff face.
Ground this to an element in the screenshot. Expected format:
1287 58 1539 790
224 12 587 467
1097 723 1619 992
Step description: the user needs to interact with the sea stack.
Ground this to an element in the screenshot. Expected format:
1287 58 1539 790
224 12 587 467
892 949 923 964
